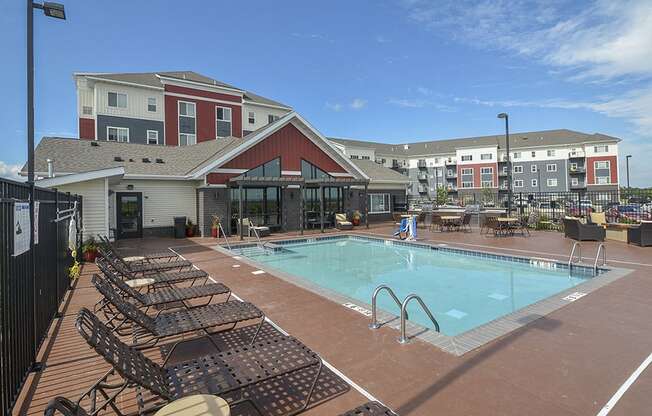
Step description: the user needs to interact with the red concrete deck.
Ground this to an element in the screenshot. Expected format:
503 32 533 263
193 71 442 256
14 223 652 415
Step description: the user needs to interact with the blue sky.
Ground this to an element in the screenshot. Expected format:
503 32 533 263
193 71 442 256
1 0 651 185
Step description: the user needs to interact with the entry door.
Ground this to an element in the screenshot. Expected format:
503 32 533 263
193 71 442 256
116 192 142 239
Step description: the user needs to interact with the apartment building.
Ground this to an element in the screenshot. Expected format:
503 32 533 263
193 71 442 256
74 71 293 145
330 129 621 200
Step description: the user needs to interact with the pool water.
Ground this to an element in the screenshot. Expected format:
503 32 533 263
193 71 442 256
236 237 592 336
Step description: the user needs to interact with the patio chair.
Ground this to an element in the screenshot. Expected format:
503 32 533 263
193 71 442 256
48 308 323 416
563 218 605 241
430 214 442 232
485 217 504 237
628 221 652 247
98 235 179 263
97 245 192 275
95 259 231 310
242 218 271 237
336 213 353 230
90 274 264 355
460 213 472 232
589 212 608 228
480 216 496 234
97 256 209 289
339 401 398 416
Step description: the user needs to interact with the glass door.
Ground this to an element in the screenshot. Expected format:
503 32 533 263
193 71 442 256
116 192 142 239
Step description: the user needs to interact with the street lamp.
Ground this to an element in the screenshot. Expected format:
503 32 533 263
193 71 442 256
625 155 632 189
27 0 66 373
497 113 511 214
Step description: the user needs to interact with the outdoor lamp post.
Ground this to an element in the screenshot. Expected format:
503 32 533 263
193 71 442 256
625 155 632 189
497 113 511 214
27 0 66 372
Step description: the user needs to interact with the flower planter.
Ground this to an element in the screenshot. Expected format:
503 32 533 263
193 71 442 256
185 228 194 238
83 250 97 263
211 227 219 238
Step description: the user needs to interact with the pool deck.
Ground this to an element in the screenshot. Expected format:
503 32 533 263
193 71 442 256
14 222 652 415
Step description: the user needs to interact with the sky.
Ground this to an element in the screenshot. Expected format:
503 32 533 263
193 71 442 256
1 0 651 186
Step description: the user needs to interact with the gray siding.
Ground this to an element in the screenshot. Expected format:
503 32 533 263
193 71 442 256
407 167 445 199
510 159 568 192
97 115 165 145
198 188 230 237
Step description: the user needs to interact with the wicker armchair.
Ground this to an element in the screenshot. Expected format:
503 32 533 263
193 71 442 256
563 218 605 241
628 221 652 247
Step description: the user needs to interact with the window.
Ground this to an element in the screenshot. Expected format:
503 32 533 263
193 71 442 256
447 169 454 176
461 168 473 175
82 106 93 115
362 155 370 160
268 114 280 124
434 158 439 163
301 159 330 179
595 161 610 169
480 167 493 174
571 177 579 186
513 180 523 188
594 145 609 153
513 165 523 173
546 164 557 172
513 152 521 159
531 179 538 187
146 130 159 145
178 101 196 146
216 106 232 137
531 165 537 173
596 176 610 184
461 155 472 161
244 158 281 177
107 92 127 108
368 194 391 213
481 153 492 160
107 126 128 142
147 97 157 112
462 181 473 188
248 111 255 124
547 178 558 187
570 162 578 170
350 155 359 159
502 166 508 173
547 149 556 157
531 151 536 158
481 180 493 187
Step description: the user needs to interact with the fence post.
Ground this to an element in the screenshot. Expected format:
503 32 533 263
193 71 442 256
54 189 62 318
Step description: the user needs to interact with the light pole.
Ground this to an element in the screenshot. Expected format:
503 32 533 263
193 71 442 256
27 0 66 372
625 155 632 189
497 113 511 214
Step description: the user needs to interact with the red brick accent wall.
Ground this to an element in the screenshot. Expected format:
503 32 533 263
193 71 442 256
79 118 95 140
587 155 618 184
457 162 498 188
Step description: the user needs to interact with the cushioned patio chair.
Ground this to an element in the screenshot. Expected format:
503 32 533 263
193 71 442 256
242 218 270 237
97 256 208 289
98 245 192 275
336 213 353 230
98 235 179 263
589 212 608 228
339 401 398 416
45 308 323 416
90 274 264 355
95 259 231 311
628 221 652 247
563 217 605 241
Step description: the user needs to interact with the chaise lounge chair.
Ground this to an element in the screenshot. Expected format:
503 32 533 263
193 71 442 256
98 245 192 275
336 213 353 230
45 308 323 416
96 260 231 310
339 401 398 415
628 220 652 247
563 217 605 241
98 235 180 263
97 256 209 289
90 274 264 355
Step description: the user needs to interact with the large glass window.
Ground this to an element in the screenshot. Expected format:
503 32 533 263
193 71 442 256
230 187 281 230
216 106 232 137
368 194 390 213
301 159 330 179
178 101 196 146
244 158 281 177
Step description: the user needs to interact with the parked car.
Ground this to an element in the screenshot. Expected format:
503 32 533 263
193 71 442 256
606 205 652 222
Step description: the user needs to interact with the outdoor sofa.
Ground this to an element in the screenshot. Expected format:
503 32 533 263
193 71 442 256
563 217 606 241
628 220 652 246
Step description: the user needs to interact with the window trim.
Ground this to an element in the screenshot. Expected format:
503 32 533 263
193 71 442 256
147 97 157 112
106 126 129 142
546 163 557 172
480 153 492 160
594 145 609 153
107 91 127 109
513 179 524 188
531 179 538 187
178 100 197 147
513 165 523 174
461 155 473 162
594 160 610 170
480 167 493 174
462 181 473 188
571 177 579 186
146 130 159 145
216 105 233 138
461 168 473 175
248 111 255 124
368 193 391 214
531 165 537 173
547 178 558 187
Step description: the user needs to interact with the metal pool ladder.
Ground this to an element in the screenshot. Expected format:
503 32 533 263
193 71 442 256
369 285 405 329
568 242 582 269
398 294 440 344
593 243 607 273
218 223 231 251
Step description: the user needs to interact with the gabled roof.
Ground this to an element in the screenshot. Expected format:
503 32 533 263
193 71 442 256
35 167 125 187
349 159 410 183
75 71 292 109
329 129 621 157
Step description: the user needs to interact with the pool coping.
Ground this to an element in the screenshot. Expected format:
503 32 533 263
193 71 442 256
214 234 633 356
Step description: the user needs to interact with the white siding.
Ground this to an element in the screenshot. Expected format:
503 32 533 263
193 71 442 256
57 178 108 240
242 103 291 132
76 77 95 118
109 180 199 230
95 82 165 122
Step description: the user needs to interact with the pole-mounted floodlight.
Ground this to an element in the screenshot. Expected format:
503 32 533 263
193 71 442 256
34 2 66 19
497 113 511 214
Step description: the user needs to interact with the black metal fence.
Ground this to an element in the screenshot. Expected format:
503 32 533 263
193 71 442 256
0 178 82 416
411 189 652 225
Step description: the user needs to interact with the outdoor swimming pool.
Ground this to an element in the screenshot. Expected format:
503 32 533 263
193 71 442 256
232 236 598 337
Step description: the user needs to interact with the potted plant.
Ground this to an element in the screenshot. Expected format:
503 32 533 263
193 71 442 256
211 215 220 238
81 237 98 263
351 210 361 226
186 219 195 237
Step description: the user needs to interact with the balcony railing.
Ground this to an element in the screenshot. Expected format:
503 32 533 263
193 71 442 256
570 182 587 189
418 186 428 193
417 160 427 169
569 167 586 174
445 158 456 166
569 150 586 158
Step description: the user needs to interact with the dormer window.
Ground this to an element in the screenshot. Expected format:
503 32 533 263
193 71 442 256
108 92 127 108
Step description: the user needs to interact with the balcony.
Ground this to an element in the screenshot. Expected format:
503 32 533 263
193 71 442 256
498 170 508 177
570 182 587 189
569 167 586 174
417 173 428 181
446 172 457 179
417 160 427 169
569 150 586 158
447 185 458 192
445 158 457 166
418 185 428 194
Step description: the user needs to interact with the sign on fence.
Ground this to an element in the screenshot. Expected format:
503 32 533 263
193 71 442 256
34 201 40 245
13 202 30 256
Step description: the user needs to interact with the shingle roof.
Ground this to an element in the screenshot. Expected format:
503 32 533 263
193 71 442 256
329 129 620 157
78 71 291 109
350 159 410 183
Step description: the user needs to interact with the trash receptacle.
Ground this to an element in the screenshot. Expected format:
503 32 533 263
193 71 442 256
174 216 186 238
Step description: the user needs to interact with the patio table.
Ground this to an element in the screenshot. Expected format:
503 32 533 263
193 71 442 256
154 395 230 416
496 217 528 236
440 215 462 231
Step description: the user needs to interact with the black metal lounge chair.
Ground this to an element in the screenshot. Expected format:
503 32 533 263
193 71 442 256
96 256 207 288
45 308 322 416
563 218 605 241
95 259 231 310
340 401 398 416
98 235 180 262
628 221 652 247
90 274 264 355
97 245 192 275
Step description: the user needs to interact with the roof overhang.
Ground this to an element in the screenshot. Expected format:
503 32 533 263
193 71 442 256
36 167 125 188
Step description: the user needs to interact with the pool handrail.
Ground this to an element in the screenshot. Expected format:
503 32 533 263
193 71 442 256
218 222 231 251
568 242 582 269
593 243 606 273
398 294 440 344
369 285 406 329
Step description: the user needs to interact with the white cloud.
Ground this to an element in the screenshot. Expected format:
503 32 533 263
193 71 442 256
389 98 457 112
350 98 368 110
0 161 24 181
325 102 343 112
